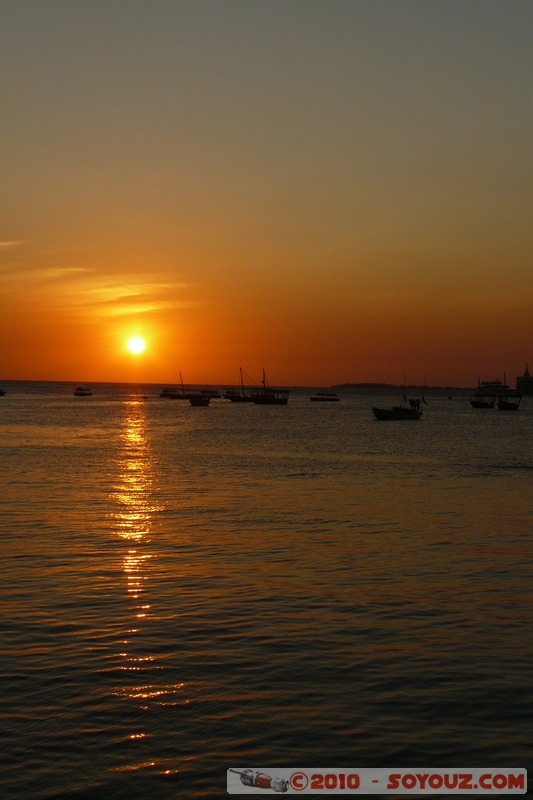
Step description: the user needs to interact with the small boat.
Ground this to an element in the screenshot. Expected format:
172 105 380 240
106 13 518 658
250 369 289 405
188 393 210 406
497 374 521 410
73 387 92 396
373 396 426 420
224 388 254 402
223 368 254 402
160 387 185 399
0 389 5 397
469 394 495 409
160 372 194 400
310 391 340 402
497 396 521 411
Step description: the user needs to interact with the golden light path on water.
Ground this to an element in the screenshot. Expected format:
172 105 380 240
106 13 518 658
108 400 183 776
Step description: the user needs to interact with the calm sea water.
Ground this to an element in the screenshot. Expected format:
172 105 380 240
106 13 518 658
1 382 531 798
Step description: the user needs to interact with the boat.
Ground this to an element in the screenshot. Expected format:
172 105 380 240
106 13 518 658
469 382 496 408
73 387 92 396
310 391 340 402
250 369 290 405
469 394 495 409
372 396 426 420
223 368 254 402
160 372 193 400
224 388 254 402
473 379 508 395
497 373 521 410
188 393 211 406
497 395 521 411
160 387 185 399
469 378 507 408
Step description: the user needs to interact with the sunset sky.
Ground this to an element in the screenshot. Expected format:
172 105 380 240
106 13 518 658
1 0 532 387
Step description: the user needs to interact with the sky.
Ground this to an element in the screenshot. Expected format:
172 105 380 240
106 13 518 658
1 0 532 387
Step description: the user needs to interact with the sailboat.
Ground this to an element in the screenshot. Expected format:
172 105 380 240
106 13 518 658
250 369 290 405
160 373 210 405
223 367 254 402
497 373 521 410
160 370 191 399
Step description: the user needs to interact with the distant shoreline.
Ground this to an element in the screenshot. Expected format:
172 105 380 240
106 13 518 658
332 382 468 392
0 378 471 392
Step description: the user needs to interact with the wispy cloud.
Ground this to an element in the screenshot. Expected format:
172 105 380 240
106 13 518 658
77 280 193 317
0 253 196 320
0 262 94 284
0 241 25 248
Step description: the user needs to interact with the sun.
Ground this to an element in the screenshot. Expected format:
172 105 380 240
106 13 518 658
127 336 146 355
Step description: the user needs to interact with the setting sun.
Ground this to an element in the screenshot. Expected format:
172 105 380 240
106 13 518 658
127 336 146 355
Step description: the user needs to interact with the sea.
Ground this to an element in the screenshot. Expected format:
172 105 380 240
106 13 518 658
0 381 531 799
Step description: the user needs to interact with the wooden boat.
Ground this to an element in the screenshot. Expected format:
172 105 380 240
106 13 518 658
224 368 254 402
497 396 521 410
160 387 185 399
188 393 210 406
497 374 521 410
469 394 495 409
310 391 340 402
469 378 503 408
470 389 496 408
250 369 289 405
373 396 425 420
160 372 197 400
73 387 92 396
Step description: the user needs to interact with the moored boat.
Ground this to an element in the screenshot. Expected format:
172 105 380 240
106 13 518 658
160 387 185 399
159 370 204 406
469 378 507 408
223 368 254 402
250 369 289 405
497 396 521 410
310 391 340 402
372 396 426 420
469 395 495 409
497 374 521 410
188 393 211 406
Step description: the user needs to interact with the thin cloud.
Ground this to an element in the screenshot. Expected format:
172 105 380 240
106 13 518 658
77 281 194 317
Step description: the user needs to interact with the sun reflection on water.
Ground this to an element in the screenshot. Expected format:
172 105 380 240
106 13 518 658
108 400 184 776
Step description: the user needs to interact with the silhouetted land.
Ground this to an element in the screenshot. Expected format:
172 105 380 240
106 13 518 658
332 382 468 392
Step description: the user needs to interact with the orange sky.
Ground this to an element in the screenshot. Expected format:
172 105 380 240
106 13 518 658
1 1 532 387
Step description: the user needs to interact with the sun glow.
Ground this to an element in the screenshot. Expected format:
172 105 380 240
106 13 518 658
127 336 146 355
